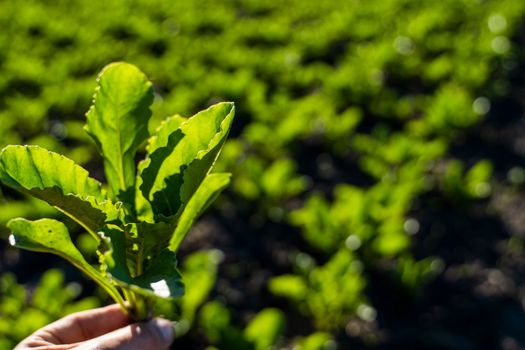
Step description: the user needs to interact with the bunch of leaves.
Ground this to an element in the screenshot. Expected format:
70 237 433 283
0 62 235 320
0 269 100 350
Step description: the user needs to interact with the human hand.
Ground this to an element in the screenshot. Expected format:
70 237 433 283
14 304 174 350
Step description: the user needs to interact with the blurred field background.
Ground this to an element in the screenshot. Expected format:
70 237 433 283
1 0 525 349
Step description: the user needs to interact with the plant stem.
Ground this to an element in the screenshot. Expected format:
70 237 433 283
74 261 127 310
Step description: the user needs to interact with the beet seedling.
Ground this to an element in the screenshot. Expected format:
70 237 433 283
0 62 234 320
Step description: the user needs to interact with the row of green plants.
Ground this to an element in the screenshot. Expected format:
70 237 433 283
0 0 524 348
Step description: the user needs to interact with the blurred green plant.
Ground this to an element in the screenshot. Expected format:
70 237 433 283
441 159 493 201
270 249 368 329
0 269 99 350
199 301 286 350
292 332 336 350
155 249 224 337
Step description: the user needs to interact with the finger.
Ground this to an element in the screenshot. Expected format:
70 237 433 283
75 318 174 350
30 304 132 344
14 339 81 349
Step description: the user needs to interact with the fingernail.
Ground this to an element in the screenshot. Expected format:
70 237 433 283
151 318 175 344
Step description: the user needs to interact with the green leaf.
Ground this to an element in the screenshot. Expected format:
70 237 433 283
244 308 285 350
199 301 232 342
133 249 185 299
98 225 184 300
85 62 154 203
0 145 119 238
136 115 187 221
169 173 231 251
0 145 103 199
139 102 234 218
8 218 125 307
7 218 89 266
146 114 187 154
138 221 175 260
295 332 334 350
268 275 307 301
97 225 131 283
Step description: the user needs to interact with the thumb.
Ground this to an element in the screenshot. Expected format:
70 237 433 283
77 318 174 350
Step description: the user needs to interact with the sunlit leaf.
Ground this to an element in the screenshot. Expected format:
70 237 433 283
169 173 231 251
6 218 116 298
139 102 234 218
0 145 120 237
85 62 154 203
